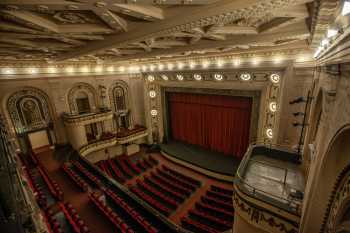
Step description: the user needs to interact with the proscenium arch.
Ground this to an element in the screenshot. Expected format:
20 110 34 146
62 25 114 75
302 125 350 233
6 87 54 134
67 82 98 114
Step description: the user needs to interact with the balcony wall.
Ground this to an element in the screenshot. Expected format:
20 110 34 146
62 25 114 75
233 144 303 233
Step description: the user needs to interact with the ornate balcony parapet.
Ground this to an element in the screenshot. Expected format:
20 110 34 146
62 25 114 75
233 144 304 233
79 126 148 156
116 125 148 144
62 110 113 126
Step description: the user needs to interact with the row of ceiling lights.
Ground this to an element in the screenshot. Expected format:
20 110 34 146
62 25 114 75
314 1 350 58
0 56 289 75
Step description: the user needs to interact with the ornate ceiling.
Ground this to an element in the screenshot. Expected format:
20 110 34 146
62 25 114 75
0 0 316 62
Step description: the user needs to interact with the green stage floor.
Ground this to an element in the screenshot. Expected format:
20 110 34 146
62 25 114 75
160 141 241 176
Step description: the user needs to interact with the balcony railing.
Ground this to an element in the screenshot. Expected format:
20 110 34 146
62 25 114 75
79 127 148 157
62 110 113 125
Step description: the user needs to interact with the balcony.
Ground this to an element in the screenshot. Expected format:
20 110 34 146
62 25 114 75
233 144 304 233
79 126 148 157
62 110 113 126
116 125 148 144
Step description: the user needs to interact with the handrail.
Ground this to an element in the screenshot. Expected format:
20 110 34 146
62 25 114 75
235 143 303 215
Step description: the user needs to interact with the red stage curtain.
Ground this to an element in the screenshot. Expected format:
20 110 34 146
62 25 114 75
169 93 252 159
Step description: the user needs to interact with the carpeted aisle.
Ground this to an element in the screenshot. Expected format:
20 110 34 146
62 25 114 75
35 149 115 233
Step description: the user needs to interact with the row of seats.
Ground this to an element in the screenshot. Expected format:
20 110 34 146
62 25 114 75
156 168 197 192
206 189 232 203
46 209 64 233
144 175 186 202
60 202 91 233
162 164 201 187
38 167 64 201
181 217 219 233
195 202 233 222
210 185 233 196
150 170 193 196
136 179 179 209
62 164 89 192
201 195 234 212
129 186 171 217
107 159 127 183
26 169 49 209
188 209 232 231
89 192 134 233
123 157 142 175
73 161 103 188
104 189 158 233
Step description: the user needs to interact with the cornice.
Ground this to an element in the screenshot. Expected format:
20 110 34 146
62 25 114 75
309 0 339 48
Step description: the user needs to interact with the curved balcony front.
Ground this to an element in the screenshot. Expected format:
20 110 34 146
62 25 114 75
233 144 304 233
79 126 148 157
62 110 113 126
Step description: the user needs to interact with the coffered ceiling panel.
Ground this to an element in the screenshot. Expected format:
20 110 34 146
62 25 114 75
0 0 315 62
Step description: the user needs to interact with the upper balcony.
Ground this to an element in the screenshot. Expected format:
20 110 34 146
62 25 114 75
233 144 305 233
62 109 113 126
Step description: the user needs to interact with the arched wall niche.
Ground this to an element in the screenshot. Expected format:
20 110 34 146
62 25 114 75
67 82 98 114
6 87 54 134
108 80 134 130
302 125 350 233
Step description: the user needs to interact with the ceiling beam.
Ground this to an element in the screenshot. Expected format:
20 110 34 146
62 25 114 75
1 10 59 33
54 0 273 60
109 23 310 61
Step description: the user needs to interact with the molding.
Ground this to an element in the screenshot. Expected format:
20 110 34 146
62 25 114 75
62 111 113 126
233 183 300 233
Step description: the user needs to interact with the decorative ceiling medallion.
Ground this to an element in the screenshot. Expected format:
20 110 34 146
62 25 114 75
270 73 280 84
176 74 184 81
147 75 155 82
266 128 273 139
161 75 168 81
214 73 223 81
150 109 158 116
240 73 251 81
269 102 277 112
149 90 156 98
193 74 202 81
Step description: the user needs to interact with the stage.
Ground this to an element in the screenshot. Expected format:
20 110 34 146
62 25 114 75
160 141 241 177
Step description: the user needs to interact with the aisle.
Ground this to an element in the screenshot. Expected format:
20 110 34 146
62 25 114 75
35 149 115 233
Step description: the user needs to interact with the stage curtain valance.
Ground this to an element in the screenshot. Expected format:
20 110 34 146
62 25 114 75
169 92 252 159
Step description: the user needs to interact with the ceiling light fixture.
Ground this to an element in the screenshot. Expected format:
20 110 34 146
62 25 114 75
342 1 350 16
149 90 156 98
176 74 184 81
147 75 155 82
216 59 224 68
118 66 125 72
161 74 168 81
266 128 273 139
167 63 174 70
214 73 223 81
201 60 210 68
269 102 277 112
270 73 280 83
177 62 184 70
3 68 14 74
189 61 196 69
28 68 38 74
193 74 202 81
327 28 338 38
240 73 251 81
150 109 158 116
107 66 114 72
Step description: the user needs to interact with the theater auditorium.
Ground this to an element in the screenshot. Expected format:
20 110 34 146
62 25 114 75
0 1 349 233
